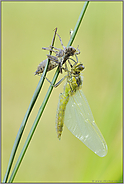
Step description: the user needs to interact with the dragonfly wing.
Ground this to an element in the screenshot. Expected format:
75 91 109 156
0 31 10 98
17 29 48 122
64 89 108 157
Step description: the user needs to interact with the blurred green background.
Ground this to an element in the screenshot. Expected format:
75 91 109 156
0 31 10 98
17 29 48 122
2 1 122 183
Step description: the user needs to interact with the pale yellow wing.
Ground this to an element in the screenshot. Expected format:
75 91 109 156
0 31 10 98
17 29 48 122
64 89 108 157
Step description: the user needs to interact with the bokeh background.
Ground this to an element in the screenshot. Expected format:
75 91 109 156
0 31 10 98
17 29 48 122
2 1 122 183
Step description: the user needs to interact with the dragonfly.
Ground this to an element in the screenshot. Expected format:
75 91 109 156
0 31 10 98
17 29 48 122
56 61 108 157
34 33 80 75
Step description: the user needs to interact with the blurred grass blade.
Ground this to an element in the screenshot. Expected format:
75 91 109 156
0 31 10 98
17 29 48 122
3 28 58 183
8 1 89 183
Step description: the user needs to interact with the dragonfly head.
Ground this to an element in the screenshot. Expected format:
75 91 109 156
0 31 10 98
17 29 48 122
72 63 85 74
65 46 76 56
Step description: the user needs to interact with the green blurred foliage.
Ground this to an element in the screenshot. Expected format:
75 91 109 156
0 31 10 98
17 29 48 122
2 1 122 183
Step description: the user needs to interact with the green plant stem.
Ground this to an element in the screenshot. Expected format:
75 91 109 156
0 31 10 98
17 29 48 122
8 68 60 183
68 1 89 47
3 28 58 183
6 1 89 182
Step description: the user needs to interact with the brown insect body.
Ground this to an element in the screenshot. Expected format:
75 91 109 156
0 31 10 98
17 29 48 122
34 33 80 75
34 58 58 75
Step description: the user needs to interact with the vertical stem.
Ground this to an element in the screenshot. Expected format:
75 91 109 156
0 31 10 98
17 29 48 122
3 28 57 183
67 1 89 47
6 1 90 182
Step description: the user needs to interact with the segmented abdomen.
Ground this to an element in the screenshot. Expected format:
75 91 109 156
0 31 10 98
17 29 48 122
56 93 69 140
56 75 83 140
34 58 58 75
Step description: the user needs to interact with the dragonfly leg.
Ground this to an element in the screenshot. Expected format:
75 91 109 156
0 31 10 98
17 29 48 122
67 58 78 67
47 55 59 64
44 59 68 87
42 47 58 55
47 55 63 73
54 75 67 88
75 46 80 55
74 55 78 65
56 33 66 51
45 75 67 88
49 45 62 51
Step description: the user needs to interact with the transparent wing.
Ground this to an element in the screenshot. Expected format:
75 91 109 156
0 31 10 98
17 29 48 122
64 89 108 157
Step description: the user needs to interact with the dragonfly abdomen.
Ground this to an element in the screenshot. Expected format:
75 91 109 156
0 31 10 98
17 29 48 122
56 93 69 140
56 74 83 140
34 59 58 75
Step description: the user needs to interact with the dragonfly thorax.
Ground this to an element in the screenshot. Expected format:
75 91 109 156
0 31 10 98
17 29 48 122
65 46 76 56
